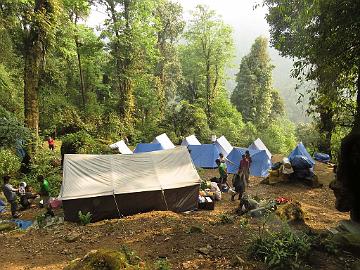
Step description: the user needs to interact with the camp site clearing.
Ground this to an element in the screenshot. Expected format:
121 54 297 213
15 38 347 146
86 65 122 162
0 158 352 270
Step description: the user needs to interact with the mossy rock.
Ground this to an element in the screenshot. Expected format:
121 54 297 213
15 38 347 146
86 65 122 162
276 201 305 223
64 249 146 270
0 222 17 232
330 233 360 255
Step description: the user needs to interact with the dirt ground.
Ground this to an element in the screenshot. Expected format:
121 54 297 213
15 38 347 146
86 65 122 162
0 160 355 270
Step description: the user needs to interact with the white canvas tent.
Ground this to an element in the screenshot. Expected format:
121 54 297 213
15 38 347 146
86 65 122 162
152 133 175 149
249 138 272 159
60 147 200 221
109 140 133 154
215 136 233 157
181 135 201 147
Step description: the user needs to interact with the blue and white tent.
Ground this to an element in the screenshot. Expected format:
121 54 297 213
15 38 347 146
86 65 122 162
226 147 271 177
248 138 272 159
188 144 222 168
133 143 164 153
181 135 201 147
152 133 175 149
215 136 233 157
288 142 315 166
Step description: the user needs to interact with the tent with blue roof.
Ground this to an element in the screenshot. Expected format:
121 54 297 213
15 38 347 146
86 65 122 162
133 143 164 153
215 136 233 157
188 144 221 168
288 142 315 166
248 138 272 159
226 147 271 177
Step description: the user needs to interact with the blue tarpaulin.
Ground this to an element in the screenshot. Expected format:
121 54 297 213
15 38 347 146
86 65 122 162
290 155 313 170
288 142 315 166
188 144 222 168
314 152 330 163
133 143 164 153
226 147 271 177
12 219 33 230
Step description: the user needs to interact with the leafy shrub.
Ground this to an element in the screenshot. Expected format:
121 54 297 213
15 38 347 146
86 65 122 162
0 148 21 177
61 131 112 158
249 228 311 269
154 258 172 270
64 249 144 270
218 214 235 225
0 107 31 148
78 211 92 225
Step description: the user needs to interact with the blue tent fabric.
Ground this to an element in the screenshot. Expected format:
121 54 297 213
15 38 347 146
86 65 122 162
288 142 315 166
12 219 33 230
133 143 164 153
226 147 271 177
314 152 330 163
188 144 221 168
290 155 313 170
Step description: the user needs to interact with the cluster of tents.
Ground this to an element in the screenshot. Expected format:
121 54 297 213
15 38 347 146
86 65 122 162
109 134 273 178
60 133 318 222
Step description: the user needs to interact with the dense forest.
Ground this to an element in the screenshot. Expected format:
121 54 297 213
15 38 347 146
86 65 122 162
0 0 358 179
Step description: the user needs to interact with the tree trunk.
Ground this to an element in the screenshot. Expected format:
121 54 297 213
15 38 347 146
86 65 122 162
75 38 86 109
205 60 211 119
318 108 334 156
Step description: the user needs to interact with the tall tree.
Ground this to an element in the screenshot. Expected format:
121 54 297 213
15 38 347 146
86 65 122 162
231 37 283 126
100 0 157 133
181 5 234 122
23 0 60 136
154 0 185 106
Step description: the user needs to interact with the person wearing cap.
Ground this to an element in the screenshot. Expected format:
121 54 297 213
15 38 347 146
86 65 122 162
2 175 20 218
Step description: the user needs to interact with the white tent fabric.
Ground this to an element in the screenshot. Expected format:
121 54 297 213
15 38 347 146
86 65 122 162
152 133 176 149
249 138 271 159
181 135 201 147
60 147 200 201
109 140 133 154
215 136 233 157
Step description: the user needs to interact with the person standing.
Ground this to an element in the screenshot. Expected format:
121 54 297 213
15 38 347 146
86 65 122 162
2 175 20 218
245 150 252 185
216 159 228 189
47 136 55 151
239 154 250 187
37 175 54 216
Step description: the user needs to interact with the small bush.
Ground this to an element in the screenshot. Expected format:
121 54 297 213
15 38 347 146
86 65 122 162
188 225 204 234
249 227 311 269
218 214 235 225
154 258 171 270
78 211 92 225
0 148 21 177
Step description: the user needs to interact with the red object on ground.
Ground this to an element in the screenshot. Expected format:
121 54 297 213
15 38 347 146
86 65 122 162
275 197 291 204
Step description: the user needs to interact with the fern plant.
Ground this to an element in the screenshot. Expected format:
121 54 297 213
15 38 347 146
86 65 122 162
78 211 92 225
